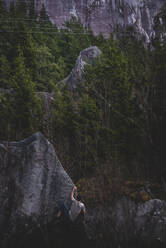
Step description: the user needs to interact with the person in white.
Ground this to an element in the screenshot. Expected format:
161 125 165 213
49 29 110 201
57 186 86 222
69 186 86 222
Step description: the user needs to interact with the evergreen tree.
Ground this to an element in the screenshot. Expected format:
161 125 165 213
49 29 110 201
28 0 37 21
0 46 41 140
39 4 50 23
15 0 27 18
0 0 7 18
0 55 11 88
12 46 41 135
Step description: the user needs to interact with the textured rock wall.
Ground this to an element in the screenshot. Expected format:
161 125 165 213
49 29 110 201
85 198 166 247
33 0 166 40
60 46 102 90
0 133 89 248
0 133 74 236
4 0 166 40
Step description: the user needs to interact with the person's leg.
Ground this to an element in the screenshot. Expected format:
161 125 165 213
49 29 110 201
60 202 70 219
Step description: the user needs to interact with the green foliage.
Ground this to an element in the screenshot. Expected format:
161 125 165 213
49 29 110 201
28 0 37 20
0 0 7 18
61 17 95 72
39 4 50 22
83 39 133 160
0 55 11 87
0 45 41 140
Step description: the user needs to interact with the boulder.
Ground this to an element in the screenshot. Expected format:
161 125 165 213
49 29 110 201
0 132 76 246
60 46 101 90
85 198 166 247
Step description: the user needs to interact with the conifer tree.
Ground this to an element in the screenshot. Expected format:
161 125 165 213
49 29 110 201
10 46 41 138
28 0 37 21
15 0 27 18
39 4 50 23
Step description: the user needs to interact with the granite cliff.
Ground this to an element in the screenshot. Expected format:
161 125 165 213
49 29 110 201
4 0 166 41
0 133 76 247
17 0 166 41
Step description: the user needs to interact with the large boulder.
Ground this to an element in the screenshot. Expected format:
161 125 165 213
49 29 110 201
85 198 166 247
60 46 101 90
0 132 76 247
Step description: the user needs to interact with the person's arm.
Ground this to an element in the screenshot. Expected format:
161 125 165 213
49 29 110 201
82 204 86 214
79 202 86 214
57 210 61 217
71 186 77 200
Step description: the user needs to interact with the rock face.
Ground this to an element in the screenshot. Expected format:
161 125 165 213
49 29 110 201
60 46 101 90
0 132 75 246
85 198 166 247
4 0 166 40
33 0 165 40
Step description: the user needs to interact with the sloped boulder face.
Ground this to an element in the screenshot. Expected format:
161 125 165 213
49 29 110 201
60 46 101 90
0 132 76 247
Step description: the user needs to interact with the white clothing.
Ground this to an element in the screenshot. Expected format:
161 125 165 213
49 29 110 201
69 198 85 222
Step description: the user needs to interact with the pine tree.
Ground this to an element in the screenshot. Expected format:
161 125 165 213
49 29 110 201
39 4 50 23
28 0 37 21
15 0 27 18
10 46 41 138
0 55 11 88
0 0 7 18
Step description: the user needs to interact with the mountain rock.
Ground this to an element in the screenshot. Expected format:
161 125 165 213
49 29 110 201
4 0 166 41
60 46 101 90
0 132 76 246
85 198 166 247
4 0 166 40
35 0 165 41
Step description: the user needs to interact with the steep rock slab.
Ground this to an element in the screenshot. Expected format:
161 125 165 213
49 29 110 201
0 132 74 242
60 46 101 90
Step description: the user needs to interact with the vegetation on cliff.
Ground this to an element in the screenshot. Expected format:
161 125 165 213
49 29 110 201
0 0 166 203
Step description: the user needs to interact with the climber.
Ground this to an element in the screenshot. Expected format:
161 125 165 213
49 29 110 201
69 186 86 222
58 186 86 222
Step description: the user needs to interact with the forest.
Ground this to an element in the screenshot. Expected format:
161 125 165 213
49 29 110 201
1 0 166 205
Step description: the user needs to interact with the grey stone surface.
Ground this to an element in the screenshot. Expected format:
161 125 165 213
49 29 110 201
25 0 166 40
0 88 14 95
0 132 74 228
85 198 166 247
0 133 89 248
60 46 101 90
4 0 166 41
